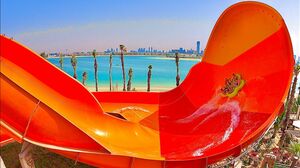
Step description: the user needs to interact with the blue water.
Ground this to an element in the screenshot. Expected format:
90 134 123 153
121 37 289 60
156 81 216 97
47 56 199 91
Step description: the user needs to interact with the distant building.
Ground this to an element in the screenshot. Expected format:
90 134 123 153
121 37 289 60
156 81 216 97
49 53 58 57
179 48 185 53
200 50 204 56
169 47 196 54
186 49 194 54
138 48 146 53
197 41 200 55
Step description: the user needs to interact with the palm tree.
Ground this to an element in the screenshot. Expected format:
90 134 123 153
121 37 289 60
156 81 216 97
294 96 300 120
296 106 300 120
40 52 47 59
109 53 113 91
59 52 63 70
147 65 152 92
120 45 127 91
82 72 87 86
287 88 292 103
127 68 133 91
288 142 300 168
71 54 77 79
175 52 180 86
92 50 99 91
280 65 300 146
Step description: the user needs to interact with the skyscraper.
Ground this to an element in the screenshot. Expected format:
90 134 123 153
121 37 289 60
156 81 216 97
196 41 200 55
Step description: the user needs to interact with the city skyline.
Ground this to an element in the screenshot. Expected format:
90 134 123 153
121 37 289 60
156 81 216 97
1 0 299 55
103 41 203 55
48 42 204 56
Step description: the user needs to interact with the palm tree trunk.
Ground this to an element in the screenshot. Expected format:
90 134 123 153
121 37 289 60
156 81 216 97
127 68 133 91
60 61 63 70
272 112 285 138
285 72 298 126
147 71 151 92
59 53 63 70
109 54 113 91
280 69 299 146
82 72 87 86
121 52 126 91
147 65 152 92
94 58 98 91
287 87 291 103
73 66 77 79
127 77 131 91
176 67 180 86
71 55 77 79
175 53 180 86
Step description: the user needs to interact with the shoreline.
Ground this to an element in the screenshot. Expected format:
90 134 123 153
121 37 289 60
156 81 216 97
86 85 175 92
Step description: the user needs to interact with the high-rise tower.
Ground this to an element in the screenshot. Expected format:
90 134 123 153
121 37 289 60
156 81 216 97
196 41 200 55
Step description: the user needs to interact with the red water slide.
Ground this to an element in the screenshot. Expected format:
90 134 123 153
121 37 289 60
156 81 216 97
0 1 294 168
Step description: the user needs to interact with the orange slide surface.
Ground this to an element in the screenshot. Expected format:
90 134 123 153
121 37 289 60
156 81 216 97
0 2 294 168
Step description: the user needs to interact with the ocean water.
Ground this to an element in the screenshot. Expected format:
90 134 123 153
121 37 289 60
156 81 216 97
47 55 200 91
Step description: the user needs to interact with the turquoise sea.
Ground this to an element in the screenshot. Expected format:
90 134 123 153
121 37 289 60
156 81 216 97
47 55 200 91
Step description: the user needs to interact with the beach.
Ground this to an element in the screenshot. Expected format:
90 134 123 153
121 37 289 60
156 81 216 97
86 85 175 92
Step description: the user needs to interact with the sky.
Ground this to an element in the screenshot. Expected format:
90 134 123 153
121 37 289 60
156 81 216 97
1 0 299 55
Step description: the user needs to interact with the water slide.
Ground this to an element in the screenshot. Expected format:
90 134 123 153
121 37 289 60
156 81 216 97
0 1 294 168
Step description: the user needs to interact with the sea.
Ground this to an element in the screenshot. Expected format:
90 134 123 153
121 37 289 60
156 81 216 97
47 55 200 91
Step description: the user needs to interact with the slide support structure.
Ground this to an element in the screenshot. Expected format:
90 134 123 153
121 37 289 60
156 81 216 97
19 142 35 168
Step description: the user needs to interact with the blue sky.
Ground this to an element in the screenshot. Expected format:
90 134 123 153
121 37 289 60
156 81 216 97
1 0 299 55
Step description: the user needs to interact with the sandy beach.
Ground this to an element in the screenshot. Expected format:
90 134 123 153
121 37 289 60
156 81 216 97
86 85 175 92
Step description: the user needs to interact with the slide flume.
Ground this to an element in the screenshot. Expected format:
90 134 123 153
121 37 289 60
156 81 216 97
0 2 294 168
